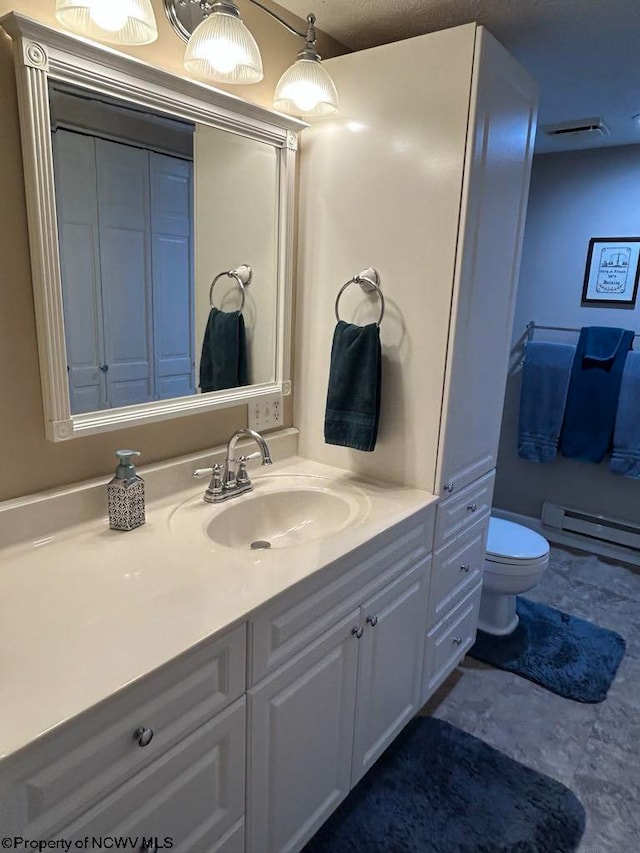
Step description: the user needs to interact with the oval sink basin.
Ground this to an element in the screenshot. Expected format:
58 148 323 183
208 488 352 549
169 473 370 551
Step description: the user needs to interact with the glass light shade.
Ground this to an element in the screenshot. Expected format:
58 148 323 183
184 9 263 84
55 0 158 45
273 57 338 117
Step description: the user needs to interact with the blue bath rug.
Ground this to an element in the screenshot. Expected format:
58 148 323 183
469 597 626 703
303 716 585 853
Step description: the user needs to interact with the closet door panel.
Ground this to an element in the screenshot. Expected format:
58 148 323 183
150 153 195 399
96 139 153 408
52 130 106 413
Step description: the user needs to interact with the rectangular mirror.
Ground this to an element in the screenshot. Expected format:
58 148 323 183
2 12 304 441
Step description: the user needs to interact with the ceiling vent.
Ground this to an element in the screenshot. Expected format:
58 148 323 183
542 118 609 139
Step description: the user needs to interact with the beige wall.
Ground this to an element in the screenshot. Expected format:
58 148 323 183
0 0 345 502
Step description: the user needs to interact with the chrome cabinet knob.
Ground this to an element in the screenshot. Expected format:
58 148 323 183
452 636 463 646
460 563 471 573
351 626 364 639
444 481 454 493
467 503 477 512
134 726 154 747
366 614 378 627
140 841 158 852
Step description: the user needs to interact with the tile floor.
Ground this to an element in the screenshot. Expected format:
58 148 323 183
423 545 640 853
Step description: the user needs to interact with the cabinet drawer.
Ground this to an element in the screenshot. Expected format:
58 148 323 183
422 583 482 702
428 516 488 629
58 698 246 851
434 471 494 546
249 509 433 685
3 624 246 837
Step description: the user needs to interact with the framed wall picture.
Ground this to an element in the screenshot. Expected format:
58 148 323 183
582 237 640 307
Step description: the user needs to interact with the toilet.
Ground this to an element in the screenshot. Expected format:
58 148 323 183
478 517 550 636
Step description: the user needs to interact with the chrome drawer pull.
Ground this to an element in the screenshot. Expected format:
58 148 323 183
351 626 364 639
452 636 463 646
467 503 477 512
460 563 471 573
134 726 154 747
366 614 378 627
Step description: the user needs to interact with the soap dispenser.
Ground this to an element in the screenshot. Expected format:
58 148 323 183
108 450 145 531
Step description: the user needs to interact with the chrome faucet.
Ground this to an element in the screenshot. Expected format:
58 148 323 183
193 428 273 503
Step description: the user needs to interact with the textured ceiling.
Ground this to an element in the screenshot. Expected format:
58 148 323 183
275 0 640 152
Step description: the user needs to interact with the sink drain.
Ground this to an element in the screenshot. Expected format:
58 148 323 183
250 540 271 550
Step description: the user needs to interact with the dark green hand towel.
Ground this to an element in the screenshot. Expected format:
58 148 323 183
199 307 249 393
324 321 381 452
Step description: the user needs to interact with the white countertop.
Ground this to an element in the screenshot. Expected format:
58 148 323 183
0 455 435 762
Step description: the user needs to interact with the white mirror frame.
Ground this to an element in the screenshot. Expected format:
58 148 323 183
1 12 305 441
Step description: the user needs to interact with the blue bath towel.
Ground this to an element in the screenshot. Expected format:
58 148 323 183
324 321 381 452
518 341 576 462
199 307 249 392
560 326 634 463
611 351 640 479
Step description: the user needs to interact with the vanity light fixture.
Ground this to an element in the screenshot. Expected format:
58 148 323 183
55 0 158 45
167 0 338 116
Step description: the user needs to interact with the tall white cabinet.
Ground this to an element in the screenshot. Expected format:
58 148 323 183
295 24 538 499
294 26 537 718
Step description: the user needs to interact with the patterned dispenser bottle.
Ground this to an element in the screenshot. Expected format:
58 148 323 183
107 450 145 531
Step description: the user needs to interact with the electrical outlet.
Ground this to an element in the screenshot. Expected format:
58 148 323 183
248 395 283 432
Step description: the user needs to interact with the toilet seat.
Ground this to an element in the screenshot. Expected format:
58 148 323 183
484 553 549 575
485 517 549 563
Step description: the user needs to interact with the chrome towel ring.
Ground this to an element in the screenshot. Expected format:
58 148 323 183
335 268 384 327
209 264 253 312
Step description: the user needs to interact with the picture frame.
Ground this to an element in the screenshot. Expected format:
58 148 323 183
582 237 640 307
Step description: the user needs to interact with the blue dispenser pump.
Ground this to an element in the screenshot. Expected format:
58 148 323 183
114 450 141 482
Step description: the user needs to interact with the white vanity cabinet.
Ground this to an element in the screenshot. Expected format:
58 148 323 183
421 475 493 702
0 624 247 849
246 512 433 853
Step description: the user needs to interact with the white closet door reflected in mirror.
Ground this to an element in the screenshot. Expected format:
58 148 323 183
50 85 278 416
54 128 195 413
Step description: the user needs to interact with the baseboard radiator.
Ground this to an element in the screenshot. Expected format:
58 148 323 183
542 502 640 552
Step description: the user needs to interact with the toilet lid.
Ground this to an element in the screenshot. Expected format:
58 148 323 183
486 517 549 561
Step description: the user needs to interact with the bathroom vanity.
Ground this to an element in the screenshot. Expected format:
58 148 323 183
0 453 456 853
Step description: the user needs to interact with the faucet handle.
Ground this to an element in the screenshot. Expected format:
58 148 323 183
235 455 255 487
193 467 214 478
205 464 224 501
237 451 262 463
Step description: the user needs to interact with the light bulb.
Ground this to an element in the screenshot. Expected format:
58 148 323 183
290 82 324 113
88 0 130 32
207 39 250 75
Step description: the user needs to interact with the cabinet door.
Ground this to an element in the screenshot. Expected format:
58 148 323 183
247 610 360 853
57 698 245 852
435 28 538 494
351 557 430 786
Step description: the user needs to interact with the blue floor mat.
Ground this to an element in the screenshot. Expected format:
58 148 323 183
469 597 626 703
304 716 585 853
